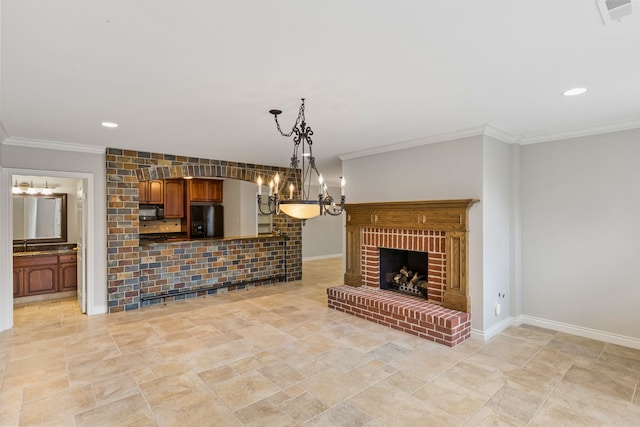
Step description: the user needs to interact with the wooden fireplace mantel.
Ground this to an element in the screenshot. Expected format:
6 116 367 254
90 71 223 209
344 199 479 313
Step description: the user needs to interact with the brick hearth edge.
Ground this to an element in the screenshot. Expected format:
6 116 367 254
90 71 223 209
327 285 470 347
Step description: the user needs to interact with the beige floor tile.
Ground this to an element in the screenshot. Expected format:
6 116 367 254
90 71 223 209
0 387 22 427
74 393 154 427
414 378 489 420
463 404 528 426
234 398 292 426
279 391 328 424
111 326 166 353
383 369 428 394
476 334 544 367
4 258 640 426
155 336 206 358
91 373 139 405
301 367 370 407
20 384 96 425
545 380 640 425
349 382 464 427
140 369 209 408
22 374 70 402
347 359 396 386
547 333 606 359
210 370 280 411
304 401 380 426
258 363 305 388
500 324 557 344
522 346 576 379
235 323 297 350
182 339 262 373
481 385 546 424
530 401 602 426
152 389 242 427
560 364 636 401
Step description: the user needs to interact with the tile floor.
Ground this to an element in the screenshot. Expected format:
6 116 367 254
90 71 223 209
1 257 639 426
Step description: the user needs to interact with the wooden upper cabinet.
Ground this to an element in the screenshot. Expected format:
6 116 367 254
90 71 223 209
139 180 164 204
164 179 184 218
189 179 223 203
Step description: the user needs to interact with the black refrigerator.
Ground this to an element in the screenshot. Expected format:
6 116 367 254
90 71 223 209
190 203 223 238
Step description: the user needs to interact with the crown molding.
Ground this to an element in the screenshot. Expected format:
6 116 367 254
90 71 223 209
519 119 640 145
339 124 519 161
2 137 106 154
483 124 520 144
339 118 640 161
339 125 488 161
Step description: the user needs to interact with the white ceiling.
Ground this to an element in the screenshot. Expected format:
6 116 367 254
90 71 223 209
2 1 639 183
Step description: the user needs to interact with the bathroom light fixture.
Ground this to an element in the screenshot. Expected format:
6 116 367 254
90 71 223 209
101 121 119 128
26 181 38 195
12 180 21 194
562 87 588 96
257 98 345 220
41 182 53 195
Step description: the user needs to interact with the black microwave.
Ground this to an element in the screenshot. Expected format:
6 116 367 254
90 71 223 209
140 205 164 221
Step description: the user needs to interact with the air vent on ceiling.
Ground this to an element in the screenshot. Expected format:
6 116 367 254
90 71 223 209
597 0 635 24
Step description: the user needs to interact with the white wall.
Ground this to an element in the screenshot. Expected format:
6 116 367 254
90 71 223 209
0 143 107 320
342 135 485 329
521 129 640 340
223 179 257 237
481 136 512 332
302 184 343 260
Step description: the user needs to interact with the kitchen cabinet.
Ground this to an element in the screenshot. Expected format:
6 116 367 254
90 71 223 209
139 180 164 204
188 179 223 202
58 254 77 292
164 179 184 218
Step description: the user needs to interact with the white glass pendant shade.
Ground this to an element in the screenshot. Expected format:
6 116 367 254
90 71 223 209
278 202 321 219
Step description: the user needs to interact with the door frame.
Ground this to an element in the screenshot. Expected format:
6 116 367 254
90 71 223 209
0 168 95 331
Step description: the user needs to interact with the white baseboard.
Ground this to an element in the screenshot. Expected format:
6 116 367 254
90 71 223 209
471 315 640 349
517 314 640 350
471 316 512 341
89 305 108 315
303 253 343 262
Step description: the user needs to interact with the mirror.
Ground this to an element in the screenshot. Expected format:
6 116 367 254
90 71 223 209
13 194 67 243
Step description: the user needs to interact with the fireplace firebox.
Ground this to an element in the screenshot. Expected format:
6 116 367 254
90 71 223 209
379 248 429 299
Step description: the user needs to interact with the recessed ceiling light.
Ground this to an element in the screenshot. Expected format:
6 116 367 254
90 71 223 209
562 87 588 96
101 121 119 128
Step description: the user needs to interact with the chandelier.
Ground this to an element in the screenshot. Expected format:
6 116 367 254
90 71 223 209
257 98 345 220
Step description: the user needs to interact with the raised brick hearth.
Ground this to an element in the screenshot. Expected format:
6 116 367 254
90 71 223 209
327 285 470 347
332 200 478 347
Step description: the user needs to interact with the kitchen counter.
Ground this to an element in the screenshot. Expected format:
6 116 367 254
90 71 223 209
138 233 285 246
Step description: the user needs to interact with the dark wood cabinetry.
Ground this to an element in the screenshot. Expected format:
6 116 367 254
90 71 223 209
188 179 223 202
164 179 184 218
139 180 164 204
13 255 58 296
58 254 78 292
13 252 78 297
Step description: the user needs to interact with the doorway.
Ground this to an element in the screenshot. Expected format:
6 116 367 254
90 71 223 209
1 168 94 330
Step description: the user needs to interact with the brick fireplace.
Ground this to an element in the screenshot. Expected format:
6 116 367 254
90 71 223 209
327 199 478 347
